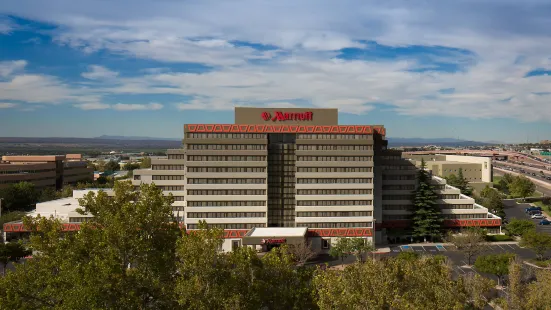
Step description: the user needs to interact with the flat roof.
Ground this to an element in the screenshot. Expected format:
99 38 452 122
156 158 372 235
245 227 308 237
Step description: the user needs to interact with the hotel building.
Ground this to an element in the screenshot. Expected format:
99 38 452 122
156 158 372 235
3 108 501 251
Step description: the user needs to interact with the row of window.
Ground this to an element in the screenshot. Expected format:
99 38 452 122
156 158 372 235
0 169 55 174
442 214 489 219
168 155 186 160
297 178 372 184
297 222 373 228
153 175 186 180
296 211 372 217
187 133 265 139
439 204 474 209
297 167 372 173
382 185 416 190
296 134 372 140
439 194 460 199
296 145 373 151
381 166 417 170
187 156 266 161
187 189 266 195
297 200 372 206
187 212 266 218
187 178 266 184
153 165 185 170
187 201 266 207
157 186 185 191
383 175 416 180
188 167 266 173
187 144 266 150
297 189 372 195
382 205 412 210
297 156 372 162
187 223 266 229
380 156 402 160
69 217 91 223
0 177 54 185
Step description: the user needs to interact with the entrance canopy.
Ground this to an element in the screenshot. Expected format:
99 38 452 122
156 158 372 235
242 227 307 245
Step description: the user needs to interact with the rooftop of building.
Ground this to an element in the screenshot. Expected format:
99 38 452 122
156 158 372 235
245 227 308 237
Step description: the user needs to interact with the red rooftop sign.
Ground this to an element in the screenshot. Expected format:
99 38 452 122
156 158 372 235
262 111 313 122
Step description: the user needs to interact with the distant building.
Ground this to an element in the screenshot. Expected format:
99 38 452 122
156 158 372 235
402 153 492 192
0 154 93 190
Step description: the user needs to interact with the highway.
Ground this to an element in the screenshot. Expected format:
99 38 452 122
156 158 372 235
494 168 551 197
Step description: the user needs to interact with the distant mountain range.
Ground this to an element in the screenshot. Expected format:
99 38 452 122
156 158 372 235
96 135 180 141
387 137 500 147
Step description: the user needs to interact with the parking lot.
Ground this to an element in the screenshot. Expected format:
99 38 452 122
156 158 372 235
503 199 551 234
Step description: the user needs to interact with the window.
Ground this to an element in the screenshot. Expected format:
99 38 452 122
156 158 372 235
296 134 372 140
297 156 372 162
152 165 185 170
296 200 372 206
188 167 266 173
322 239 330 249
297 222 372 228
187 155 266 161
296 145 372 151
297 189 372 195
152 175 185 180
382 195 412 200
232 240 241 250
187 223 265 229
382 175 415 180
187 178 266 184
168 154 186 160
382 185 415 190
187 212 266 218
187 144 266 150
297 178 372 184
187 189 266 195
157 186 185 191
297 167 372 172
187 201 265 207
296 211 372 217
186 133 265 139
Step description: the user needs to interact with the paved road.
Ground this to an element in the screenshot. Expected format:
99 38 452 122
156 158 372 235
494 169 551 197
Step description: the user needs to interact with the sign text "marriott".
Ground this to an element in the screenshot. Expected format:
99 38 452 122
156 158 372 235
262 111 314 122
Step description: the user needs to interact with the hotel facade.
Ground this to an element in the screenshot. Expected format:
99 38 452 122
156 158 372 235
130 107 501 252
3 108 501 251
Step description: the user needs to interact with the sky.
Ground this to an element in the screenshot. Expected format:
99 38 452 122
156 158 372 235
1 1 551 143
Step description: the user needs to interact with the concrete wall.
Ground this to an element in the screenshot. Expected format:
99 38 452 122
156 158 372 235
445 155 492 182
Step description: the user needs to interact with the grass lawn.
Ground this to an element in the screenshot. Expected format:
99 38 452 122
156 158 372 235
493 176 502 186
533 200 551 213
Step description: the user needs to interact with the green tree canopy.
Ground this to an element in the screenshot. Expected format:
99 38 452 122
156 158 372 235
479 186 505 218
140 157 152 169
508 175 536 198
104 160 120 172
506 218 536 236
124 162 141 171
0 241 31 276
412 159 442 240
474 253 515 286
445 168 473 196
0 181 39 212
520 230 551 261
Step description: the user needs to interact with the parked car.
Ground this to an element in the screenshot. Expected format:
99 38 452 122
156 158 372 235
526 207 542 213
547 176 551 180
539 220 551 225
529 211 543 216
532 173 537 176
532 214 545 219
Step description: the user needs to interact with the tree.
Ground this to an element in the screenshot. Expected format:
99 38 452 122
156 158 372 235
526 268 551 309
329 237 351 264
474 253 515 286
445 168 473 196
447 228 488 265
38 187 58 202
479 186 505 218
0 181 39 212
140 157 152 169
411 159 442 240
124 162 141 171
506 218 536 237
288 240 317 265
104 160 120 172
508 175 536 199
395 251 421 261
348 237 375 262
502 173 515 185
0 242 31 275
0 181 181 309
520 230 551 260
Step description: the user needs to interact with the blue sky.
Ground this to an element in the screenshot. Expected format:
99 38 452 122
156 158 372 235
1 1 551 143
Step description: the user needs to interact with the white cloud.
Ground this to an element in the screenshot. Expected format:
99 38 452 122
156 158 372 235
0 60 27 77
74 102 110 110
82 65 119 80
0 102 17 108
3 1 551 123
112 102 163 111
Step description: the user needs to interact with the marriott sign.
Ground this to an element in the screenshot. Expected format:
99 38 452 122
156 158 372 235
262 111 314 122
